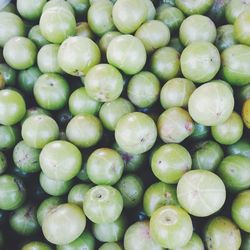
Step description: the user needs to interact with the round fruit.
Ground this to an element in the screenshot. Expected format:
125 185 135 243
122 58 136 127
68 184 92 207
28 25 49 48
173 233 204 250
242 99 250 128
21 241 52 250
0 125 20 150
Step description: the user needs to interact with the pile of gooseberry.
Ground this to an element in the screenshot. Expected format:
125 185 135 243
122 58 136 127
1 0 250 249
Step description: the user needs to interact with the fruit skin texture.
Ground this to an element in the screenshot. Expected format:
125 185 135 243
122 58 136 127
204 216 241 250
242 99 250 128
124 221 164 250
151 144 192 184
177 170 226 217
150 205 193 249
217 155 250 192
21 241 53 250
221 45 250 86
232 190 250 233
115 112 157 154
42 203 86 245
188 81 234 126
107 35 146 75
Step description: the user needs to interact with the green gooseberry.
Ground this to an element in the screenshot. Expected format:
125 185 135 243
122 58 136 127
112 0 147 34
66 114 103 148
21 242 53 250
226 138 250 159
76 22 94 40
83 185 123 224
13 140 41 173
28 25 49 48
58 36 101 76
217 155 250 192
21 114 59 149
0 89 26 125
143 182 178 217
188 81 234 126
43 0 74 13
87 148 124 185
99 97 135 131
42 203 86 245
0 152 7 174
151 144 192 184
107 34 147 75
99 243 123 250
67 0 90 18
0 125 20 150
3 37 37 70
115 112 157 154
177 170 226 217
135 20 170 54
99 31 122 54
179 15 216 46
180 42 221 83
68 184 92 207
158 107 194 143
0 175 26 210
150 205 193 249
190 123 210 141
192 140 224 171
84 63 124 102
39 140 82 181
145 0 156 20
127 71 160 108
0 63 16 87
169 37 184 53
204 216 241 250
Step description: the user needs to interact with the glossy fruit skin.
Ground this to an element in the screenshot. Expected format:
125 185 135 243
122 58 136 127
156 5 185 32
150 205 193 249
204 216 241 250
68 184 92 207
192 140 224 171
190 123 210 141
84 64 124 102
107 35 146 75
173 232 204 250
116 174 144 208
180 15 216 46
28 25 49 48
39 172 73 196
76 22 94 39
43 0 75 13
83 185 123 224
175 0 214 15
221 45 250 86
92 214 126 242
0 175 26 210
232 190 250 232
225 0 250 24
34 73 69 110
99 31 122 54
112 0 147 34
21 115 59 149
0 12 25 47
99 98 135 131
124 221 164 250
40 140 82 181
3 37 37 70
158 107 194 143
181 42 220 83
135 20 170 53
127 71 160 108
9 204 39 236
69 87 101 116
151 144 191 184
188 81 234 126
115 112 157 154
99 242 123 250
150 47 180 82
21 241 53 250
58 36 101 76
18 66 42 94
39 7 76 44
211 112 243 145
226 138 250 158
217 155 250 192
177 170 226 217
37 196 64 226
67 0 90 18
0 89 26 125
13 140 41 173
143 182 178 217
242 99 250 128
160 78 195 109
17 0 47 20
56 230 95 250
0 125 20 150
42 203 86 245
0 63 16 87
66 114 103 148
87 0 115 36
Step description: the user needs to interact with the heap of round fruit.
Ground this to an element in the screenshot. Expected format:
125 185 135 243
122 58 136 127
0 0 250 249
